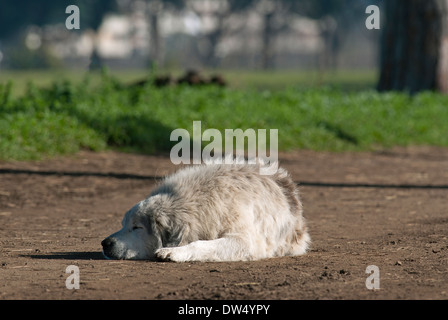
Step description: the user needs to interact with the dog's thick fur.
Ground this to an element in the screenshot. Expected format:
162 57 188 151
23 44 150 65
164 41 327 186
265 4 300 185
102 158 310 262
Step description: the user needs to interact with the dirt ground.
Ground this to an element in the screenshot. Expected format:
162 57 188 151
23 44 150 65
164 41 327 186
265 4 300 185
0 147 447 300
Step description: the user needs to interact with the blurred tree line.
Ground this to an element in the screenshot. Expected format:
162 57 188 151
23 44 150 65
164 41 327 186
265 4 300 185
0 0 380 70
122 0 380 70
1 0 447 94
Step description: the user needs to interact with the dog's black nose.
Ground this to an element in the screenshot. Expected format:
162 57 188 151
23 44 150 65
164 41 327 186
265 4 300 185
101 237 116 248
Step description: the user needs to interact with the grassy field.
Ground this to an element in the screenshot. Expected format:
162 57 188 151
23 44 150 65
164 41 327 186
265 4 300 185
0 69 447 161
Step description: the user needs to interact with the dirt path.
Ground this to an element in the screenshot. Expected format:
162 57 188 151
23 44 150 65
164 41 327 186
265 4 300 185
1 147 447 300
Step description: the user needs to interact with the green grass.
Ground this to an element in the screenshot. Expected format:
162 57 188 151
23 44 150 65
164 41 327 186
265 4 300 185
222 69 377 91
0 69 447 161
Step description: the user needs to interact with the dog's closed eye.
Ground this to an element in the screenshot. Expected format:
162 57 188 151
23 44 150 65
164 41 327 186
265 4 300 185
132 226 143 231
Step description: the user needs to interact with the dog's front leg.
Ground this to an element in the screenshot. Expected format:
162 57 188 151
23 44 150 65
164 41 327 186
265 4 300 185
155 237 250 262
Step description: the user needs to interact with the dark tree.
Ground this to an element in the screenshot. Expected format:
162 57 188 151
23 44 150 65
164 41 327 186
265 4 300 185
377 0 448 94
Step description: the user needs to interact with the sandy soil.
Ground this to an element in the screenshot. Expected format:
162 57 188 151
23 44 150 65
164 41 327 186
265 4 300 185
0 147 447 300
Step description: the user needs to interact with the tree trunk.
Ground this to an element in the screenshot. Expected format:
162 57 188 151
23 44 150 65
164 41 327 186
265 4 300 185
148 0 163 69
438 0 448 92
149 12 160 68
89 34 103 71
377 0 448 94
261 12 275 70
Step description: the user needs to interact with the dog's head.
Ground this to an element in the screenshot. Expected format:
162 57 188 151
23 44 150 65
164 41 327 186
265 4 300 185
101 194 179 260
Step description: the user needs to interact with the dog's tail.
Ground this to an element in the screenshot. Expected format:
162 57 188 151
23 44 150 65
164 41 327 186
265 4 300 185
273 167 311 255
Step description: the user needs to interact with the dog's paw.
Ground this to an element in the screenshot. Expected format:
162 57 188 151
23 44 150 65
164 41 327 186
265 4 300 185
155 247 191 262
156 248 187 262
155 248 174 262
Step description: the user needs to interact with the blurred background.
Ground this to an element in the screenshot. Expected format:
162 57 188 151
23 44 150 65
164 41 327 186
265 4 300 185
0 0 381 73
1 0 447 161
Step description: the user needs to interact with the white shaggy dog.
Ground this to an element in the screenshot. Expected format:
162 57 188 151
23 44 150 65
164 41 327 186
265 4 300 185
101 158 310 262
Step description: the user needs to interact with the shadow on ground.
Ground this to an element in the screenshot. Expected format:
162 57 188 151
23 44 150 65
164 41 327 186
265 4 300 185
23 252 105 260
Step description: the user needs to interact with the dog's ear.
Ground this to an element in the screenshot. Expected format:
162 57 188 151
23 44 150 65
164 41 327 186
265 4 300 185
148 194 185 247
153 212 185 247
